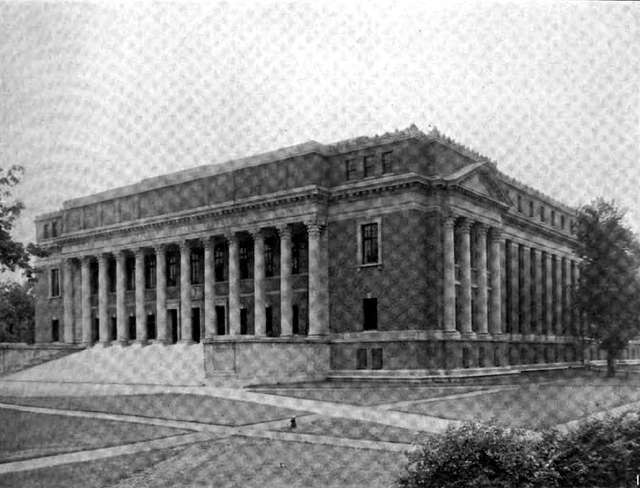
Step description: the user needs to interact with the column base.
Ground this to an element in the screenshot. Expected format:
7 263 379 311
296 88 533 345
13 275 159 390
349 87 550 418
134 339 148 346
179 339 195 345
443 330 461 339
461 331 477 340
475 332 491 339
117 339 130 346
99 340 112 347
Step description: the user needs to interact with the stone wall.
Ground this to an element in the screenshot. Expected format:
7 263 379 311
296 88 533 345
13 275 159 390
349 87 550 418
0 343 81 375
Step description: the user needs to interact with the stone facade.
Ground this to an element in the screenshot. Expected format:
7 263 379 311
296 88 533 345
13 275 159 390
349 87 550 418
34 124 635 380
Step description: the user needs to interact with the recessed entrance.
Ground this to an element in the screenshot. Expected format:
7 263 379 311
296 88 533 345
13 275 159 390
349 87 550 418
168 309 179 343
92 316 99 342
128 316 136 341
191 307 201 343
215 306 226 335
147 313 156 341
51 319 59 342
110 317 117 341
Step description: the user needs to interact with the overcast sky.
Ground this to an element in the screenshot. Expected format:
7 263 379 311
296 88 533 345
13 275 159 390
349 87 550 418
1 0 639 248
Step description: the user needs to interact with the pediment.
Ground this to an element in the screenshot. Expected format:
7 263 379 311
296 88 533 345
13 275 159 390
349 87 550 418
458 169 512 206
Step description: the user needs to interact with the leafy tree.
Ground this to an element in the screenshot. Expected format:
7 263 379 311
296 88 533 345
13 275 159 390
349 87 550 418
0 165 47 278
574 198 640 376
0 280 35 343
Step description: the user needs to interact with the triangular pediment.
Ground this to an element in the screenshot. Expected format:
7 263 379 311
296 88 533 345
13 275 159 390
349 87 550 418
457 168 513 206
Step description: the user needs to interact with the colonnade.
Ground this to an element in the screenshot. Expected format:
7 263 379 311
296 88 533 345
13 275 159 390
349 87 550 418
61 222 329 345
443 217 579 338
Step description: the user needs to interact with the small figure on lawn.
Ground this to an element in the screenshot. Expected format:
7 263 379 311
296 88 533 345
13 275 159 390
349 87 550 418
290 416 297 430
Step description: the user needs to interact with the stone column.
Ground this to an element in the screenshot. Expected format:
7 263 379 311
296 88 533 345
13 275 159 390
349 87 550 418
227 232 240 335
489 229 503 335
508 241 519 335
532 248 543 336
307 222 328 335
135 248 146 343
253 230 266 336
203 238 216 339
98 253 109 344
555 255 563 336
155 245 168 343
63 258 74 343
476 225 489 336
443 217 458 335
81 257 92 345
458 219 473 337
279 225 293 336
116 251 127 343
179 241 192 343
521 244 531 336
545 252 553 336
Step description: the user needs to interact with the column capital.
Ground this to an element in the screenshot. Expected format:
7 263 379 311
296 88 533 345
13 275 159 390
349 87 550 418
277 224 292 239
154 243 167 254
179 240 191 252
443 216 456 229
457 218 472 233
225 230 238 243
489 228 503 242
250 228 264 240
134 247 146 258
203 236 215 250
97 253 109 264
305 221 324 237
475 223 489 236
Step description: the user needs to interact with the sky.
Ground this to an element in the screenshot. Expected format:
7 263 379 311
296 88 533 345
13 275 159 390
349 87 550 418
0 0 639 252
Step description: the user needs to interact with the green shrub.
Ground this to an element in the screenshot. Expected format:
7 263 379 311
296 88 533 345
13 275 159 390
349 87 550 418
397 422 555 488
398 412 640 488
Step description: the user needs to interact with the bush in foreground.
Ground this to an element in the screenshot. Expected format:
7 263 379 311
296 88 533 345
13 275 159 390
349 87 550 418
398 412 640 488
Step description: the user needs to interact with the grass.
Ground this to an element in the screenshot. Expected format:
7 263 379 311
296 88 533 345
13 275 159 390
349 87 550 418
0 409 189 462
396 384 640 429
105 436 407 488
249 385 488 406
0 394 305 426
0 445 186 488
270 416 431 444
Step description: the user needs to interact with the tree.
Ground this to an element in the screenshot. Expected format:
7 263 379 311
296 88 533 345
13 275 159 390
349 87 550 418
0 165 47 279
574 198 640 376
0 280 34 343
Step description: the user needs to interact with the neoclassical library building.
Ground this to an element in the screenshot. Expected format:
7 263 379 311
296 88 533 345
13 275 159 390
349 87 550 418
34 125 631 381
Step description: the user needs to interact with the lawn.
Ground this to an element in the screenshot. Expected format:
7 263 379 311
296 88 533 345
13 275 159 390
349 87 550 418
0 445 186 488
107 436 407 488
0 409 189 462
269 415 431 444
396 384 640 429
250 385 488 406
0 394 304 426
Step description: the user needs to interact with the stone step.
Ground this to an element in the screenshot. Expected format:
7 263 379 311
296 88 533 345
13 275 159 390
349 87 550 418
4 343 206 386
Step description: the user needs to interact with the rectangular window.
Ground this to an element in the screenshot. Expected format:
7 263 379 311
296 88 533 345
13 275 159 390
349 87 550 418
51 319 59 342
540 206 546 222
266 306 274 337
239 242 251 279
215 306 226 335
361 223 379 264
50 268 60 297
43 223 50 239
214 244 226 282
363 155 375 177
167 252 178 287
51 221 58 237
560 215 565 230
371 348 383 370
147 313 156 340
292 304 300 334
108 259 116 293
529 201 534 217
517 195 522 212
381 151 393 173
356 348 367 369
90 262 98 295
145 255 156 289
292 238 307 274
126 256 135 291
265 240 275 277
551 210 556 226
541 251 548 335
240 308 248 335
190 248 203 284
345 158 357 180
363 297 378 330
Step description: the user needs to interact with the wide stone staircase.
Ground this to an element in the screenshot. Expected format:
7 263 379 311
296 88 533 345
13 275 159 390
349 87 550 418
3 343 206 386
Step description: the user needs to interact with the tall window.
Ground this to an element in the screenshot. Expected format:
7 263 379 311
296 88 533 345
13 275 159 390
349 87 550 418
264 240 275 277
51 221 58 237
292 238 307 274
50 268 60 297
145 254 156 289
214 244 226 281
90 261 99 295
363 155 375 177
551 210 556 226
517 195 522 212
108 258 116 292
240 308 248 335
363 297 378 330
167 251 178 287
560 215 566 230
381 151 393 173
529 201 534 217
43 223 50 239
361 223 379 264
345 158 357 180
126 256 135 290
239 242 251 279
540 206 546 222
530 248 537 331
190 248 203 284
541 251 548 334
